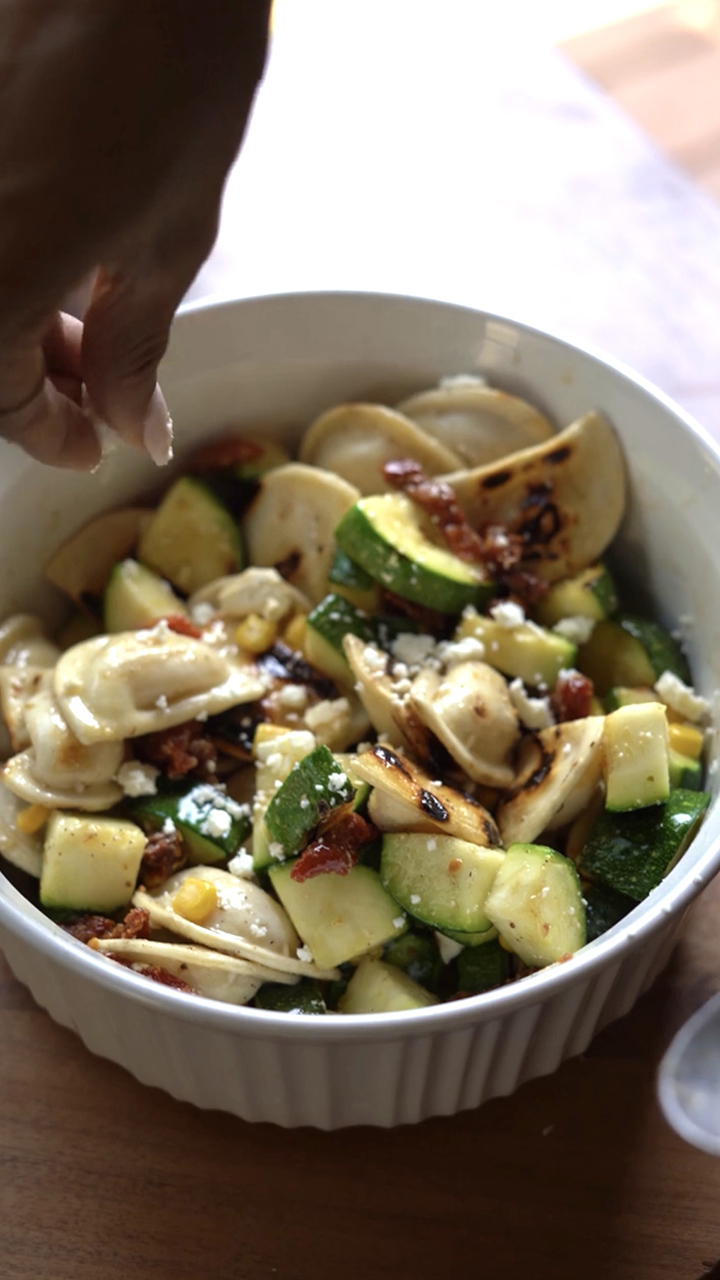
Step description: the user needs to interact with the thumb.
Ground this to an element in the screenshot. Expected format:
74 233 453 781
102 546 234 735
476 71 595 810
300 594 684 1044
0 320 101 470
81 267 175 466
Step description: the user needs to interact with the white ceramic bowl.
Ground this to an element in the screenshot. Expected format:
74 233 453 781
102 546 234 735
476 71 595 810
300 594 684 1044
1 292 719 1129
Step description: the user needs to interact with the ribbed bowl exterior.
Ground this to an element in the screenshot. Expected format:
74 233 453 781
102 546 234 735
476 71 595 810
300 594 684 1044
0 918 679 1128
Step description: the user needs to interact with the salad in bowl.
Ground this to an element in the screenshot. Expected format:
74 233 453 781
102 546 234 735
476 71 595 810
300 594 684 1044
0 373 710 1016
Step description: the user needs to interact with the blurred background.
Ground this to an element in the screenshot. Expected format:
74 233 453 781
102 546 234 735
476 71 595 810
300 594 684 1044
188 0 720 436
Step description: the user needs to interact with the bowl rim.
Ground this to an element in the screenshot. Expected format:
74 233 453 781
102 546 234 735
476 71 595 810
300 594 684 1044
1 287 719 1043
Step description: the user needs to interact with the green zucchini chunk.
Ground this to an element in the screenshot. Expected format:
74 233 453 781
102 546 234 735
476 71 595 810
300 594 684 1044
603 702 670 812
335 494 491 615
484 843 586 967
578 789 710 900
138 477 243 594
455 610 576 688
669 749 703 791
456 939 511 993
264 744 355 858
269 862 406 970
618 615 691 684
380 832 504 934
252 980 327 1014
103 559 187 633
581 882 635 943
383 930 443 992
128 782 251 865
603 686 657 712
535 562 618 627
304 593 373 686
339 957 437 1013
328 548 381 613
577 616 690 696
40 813 147 913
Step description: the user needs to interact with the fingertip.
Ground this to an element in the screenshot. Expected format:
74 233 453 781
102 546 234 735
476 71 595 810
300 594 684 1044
143 385 174 466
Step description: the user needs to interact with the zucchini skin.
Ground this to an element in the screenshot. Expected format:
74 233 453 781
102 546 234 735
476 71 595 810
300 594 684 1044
264 744 354 857
335 498 492 616
384 931 443 992
578 789 710 900
456 939 511 993
252 980 327 1014
618 615 691 684
127 782 251 864
581 882 635 943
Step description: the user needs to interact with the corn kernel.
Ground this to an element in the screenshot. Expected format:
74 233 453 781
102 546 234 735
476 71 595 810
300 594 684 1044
668 721 704 760
16 804 50 835
235 613 277 654
171 877 218 923
283 614 307 653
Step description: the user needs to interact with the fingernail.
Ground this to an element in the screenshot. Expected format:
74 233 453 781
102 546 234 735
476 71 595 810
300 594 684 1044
143 385 173 466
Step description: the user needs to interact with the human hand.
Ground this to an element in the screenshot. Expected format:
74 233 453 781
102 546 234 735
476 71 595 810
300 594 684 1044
0 0 271 469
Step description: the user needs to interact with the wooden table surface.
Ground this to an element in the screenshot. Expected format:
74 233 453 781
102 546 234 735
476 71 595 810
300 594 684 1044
5 5 720 1277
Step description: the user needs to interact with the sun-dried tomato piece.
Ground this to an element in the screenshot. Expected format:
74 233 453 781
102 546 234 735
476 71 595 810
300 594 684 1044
552 669 594 722
136 720 218 780
384 459 486 563
153 614 203 639
290 813 378 883
108 954 195 993
140 829 186 889
187 435 264 472
63 907 151 944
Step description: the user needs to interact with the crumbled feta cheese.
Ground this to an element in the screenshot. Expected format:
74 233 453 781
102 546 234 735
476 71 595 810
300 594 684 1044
154 693 169 711
391 633 437 667
191 601 216 626
410 894 421 905
296 944 313 963
436 635 486 668
115 760 159 797
304 698 350 735
490 600 526 629
426 837 437 851
300 796 310 810
195 710 209 722
392 916 406 930
227 848 255 879
162 817 176 836
249 921 268 938
508 677 554 730
361 644 388 676
553 615 596 645
654 670 709 723
435 932 464 964
327 770 349 793
201 808 232 839
278 683 308 711
177 785 250 823
268 841 285 860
